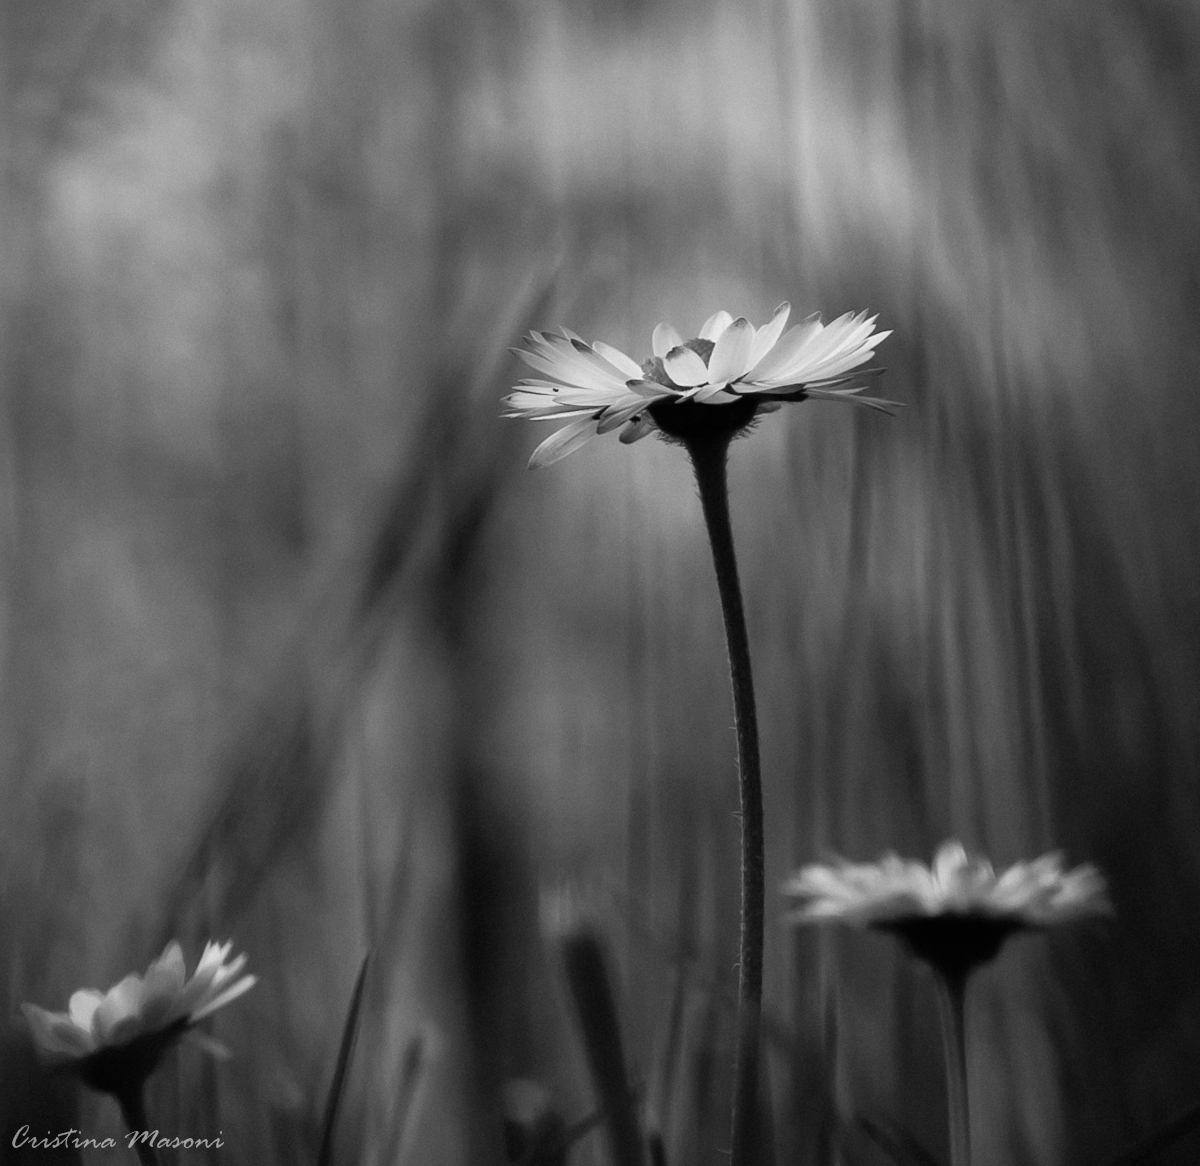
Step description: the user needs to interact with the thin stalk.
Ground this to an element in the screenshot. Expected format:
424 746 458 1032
116 1086 161 1166
685 434 764 1166
933 970 970 1166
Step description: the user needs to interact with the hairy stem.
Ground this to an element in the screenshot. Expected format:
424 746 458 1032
934 970 971 1166
116 1086 161 1166
686 434 764 1166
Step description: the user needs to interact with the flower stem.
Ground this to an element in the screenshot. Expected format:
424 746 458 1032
934 970 971 1166
116 1086 161 1166
685 434 765 1166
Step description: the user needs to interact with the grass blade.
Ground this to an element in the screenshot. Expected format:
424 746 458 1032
385 1032 430 1166
559 928 644 1166
316 952 371 1166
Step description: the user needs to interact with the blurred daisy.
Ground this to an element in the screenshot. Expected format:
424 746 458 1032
784 840 1110 975
502 1078 567 1166
505 303 898 467
787 841 1110 1166
23 940 256 1096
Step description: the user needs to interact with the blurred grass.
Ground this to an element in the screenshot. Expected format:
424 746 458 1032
3 0 1200 1164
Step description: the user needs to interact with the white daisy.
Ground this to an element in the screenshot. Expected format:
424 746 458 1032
23 940 256 1082
505 303 898 467
784 840 1110 975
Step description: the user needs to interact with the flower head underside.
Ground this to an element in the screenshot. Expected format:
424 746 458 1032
784 840 1111 976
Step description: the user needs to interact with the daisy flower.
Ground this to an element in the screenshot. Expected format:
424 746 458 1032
784 839 1110 975
505 303 897 467
787 843 1109 1166
509 300 901 1166
23 940 256 1095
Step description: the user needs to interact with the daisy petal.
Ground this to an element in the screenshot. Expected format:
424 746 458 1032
663 346 710 387
745 312 823 382
707 317 755 384
529 417 600 468
771 314 885 384
207 952 249 996
803 387 905 414
652 322 684 358
148 942 187 988
619 415 657 443
691 384 741 404
95 975 145 1044
190 974 258 1022
517 346 627 395
141 942 188 1028
591 340 644 380
181 943 232 1013
513 405 598 421
786 320 886 382
23 1005 96 1059
568 337 641 386
699 310 734 341
624 379 676 399
746 302 791 369
596 398 651 434
933 841 970 889
69 989 105 1034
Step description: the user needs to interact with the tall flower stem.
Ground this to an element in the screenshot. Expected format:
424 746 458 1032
685 433 764 1166
933 970 971 1166
116 1085 161 1166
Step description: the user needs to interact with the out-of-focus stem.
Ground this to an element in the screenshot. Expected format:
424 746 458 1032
116 1086 160 1166
934 970 971 1166
685 434 764 1166
560 929 644 1166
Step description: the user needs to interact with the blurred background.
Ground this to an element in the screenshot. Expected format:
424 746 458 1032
2 0 1200 1163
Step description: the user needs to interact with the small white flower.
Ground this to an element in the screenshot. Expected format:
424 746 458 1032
505 303 898 467
784 841 1111 975
785 840 1110 927
23 940 256 1067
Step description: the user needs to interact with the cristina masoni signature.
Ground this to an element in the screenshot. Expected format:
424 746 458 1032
12 1125 225 1151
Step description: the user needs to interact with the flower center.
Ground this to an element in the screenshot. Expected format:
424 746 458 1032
640 338 716 390
640 338 757 442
